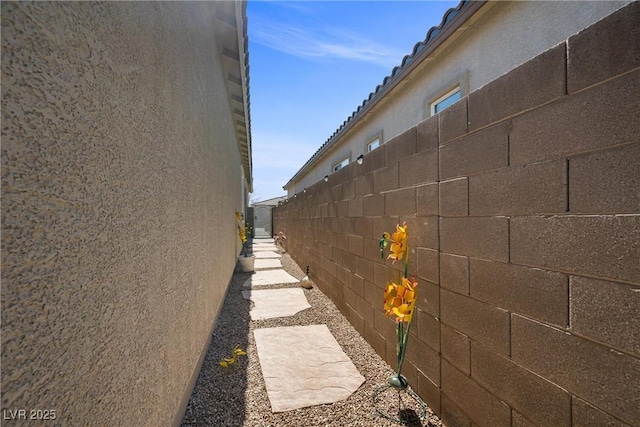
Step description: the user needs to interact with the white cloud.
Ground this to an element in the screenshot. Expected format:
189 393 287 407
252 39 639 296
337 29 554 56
251 20 402 68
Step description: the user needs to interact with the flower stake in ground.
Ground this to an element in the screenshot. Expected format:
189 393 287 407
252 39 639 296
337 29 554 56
379 222 417 390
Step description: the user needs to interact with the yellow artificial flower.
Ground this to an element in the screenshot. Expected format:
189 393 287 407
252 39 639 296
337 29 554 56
235 211 243 221
238 225 247 244
219 346 247 368
383 277 418 323
387 222 408 262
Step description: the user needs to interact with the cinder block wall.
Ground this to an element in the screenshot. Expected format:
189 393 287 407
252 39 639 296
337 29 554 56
2 3 244 425
274 4 639 426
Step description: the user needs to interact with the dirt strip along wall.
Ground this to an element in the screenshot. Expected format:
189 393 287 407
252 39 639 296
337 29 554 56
274 4 639 427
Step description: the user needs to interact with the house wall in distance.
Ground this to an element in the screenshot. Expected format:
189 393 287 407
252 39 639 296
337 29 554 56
1 2 246 425
285 0 631 196
274 3 640 426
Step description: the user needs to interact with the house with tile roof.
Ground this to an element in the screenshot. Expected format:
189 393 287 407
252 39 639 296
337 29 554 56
283 0 631 196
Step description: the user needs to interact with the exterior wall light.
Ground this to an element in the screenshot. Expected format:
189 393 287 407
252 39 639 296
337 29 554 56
324 175 329 182
356 154 364 165
303 188 307 193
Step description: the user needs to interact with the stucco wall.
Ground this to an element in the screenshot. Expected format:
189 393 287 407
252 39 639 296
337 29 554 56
2 2 246 425
287 0 631 196
275 3 640 426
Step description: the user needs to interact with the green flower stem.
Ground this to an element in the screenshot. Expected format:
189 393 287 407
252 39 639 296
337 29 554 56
396 320 412 378
404 245 409 279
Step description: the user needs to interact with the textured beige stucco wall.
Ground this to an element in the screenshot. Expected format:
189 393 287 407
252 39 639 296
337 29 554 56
2 2 245 425
287 0 631 196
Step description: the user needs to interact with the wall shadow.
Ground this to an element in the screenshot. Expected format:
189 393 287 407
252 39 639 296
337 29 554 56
180 268 253 427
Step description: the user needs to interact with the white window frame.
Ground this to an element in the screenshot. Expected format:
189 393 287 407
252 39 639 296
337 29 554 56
367 138 381 152
430 86 461 116
332 157 349 172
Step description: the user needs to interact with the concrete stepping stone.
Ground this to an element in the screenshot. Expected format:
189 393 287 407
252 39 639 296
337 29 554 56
254 251 281 259
242 269 299 287
253 324 365 412
255 258 282 270
253 238 275 243
253 245 278 252
241 288 311 320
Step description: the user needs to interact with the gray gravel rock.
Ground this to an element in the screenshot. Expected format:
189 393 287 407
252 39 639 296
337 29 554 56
181 251 444 427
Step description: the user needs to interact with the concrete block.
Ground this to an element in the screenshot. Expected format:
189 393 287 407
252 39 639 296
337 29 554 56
512 315 640 425
331 164 350 185
347 234 363 257
363 193 384 217
363 237 382 263
416 247 438 284
364 143 386 173
442 360 511 427
469 159 566 215
441 394 471 427
349 274 364 300
347 197 363 217
417 371 441 418
399 149 438 187
342 179 356 200
513 411 538 427
403 216 439 250
439 97 468 144
468 44 566 131
355 173 374 197
364 322 386 359
441 217 509 262
471 342 571 427
440 121 509 180
373 162 398 193
336 200 349 217
572 396 634 427
510 215 640 284
440 253 469 295
570 275 640 356
569 142 640 213
415 280 439 318
384 188 416 216
355 217 373 239
568 2 640 93
441 289 510 355
440 177 468 217
373 262 401 290
417 114 438 153
416 183 439 216
470 259 569 327
356 256 374 283
385 127 417 165
406 334 440 385
416 308 440 352
441 324 470 375
510 70 640 165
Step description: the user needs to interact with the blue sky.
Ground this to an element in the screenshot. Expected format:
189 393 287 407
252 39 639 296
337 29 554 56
247 1 460 201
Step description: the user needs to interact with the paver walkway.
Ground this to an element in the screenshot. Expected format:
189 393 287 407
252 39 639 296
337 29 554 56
244 239 365 413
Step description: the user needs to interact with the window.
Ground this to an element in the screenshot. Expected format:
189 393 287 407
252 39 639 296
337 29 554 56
430 86 461 115
333 157 349 172
367 138 380 152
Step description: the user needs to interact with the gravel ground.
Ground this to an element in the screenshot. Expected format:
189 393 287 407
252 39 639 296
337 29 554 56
181 248 444 427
